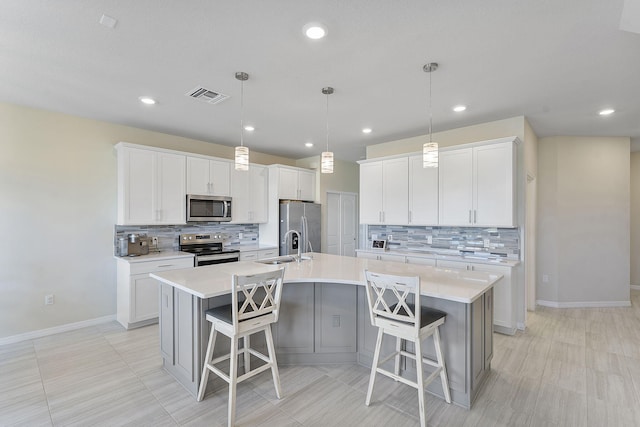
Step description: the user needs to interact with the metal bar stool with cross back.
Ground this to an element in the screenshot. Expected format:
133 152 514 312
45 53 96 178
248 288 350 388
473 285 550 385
197 268 285 427
363 269 451 427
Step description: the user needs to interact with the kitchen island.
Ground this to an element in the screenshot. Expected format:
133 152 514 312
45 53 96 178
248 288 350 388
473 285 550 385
151 253 500 409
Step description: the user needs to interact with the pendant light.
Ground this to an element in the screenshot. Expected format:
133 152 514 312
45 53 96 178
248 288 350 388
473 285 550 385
321 86 334 174
235 71 249 171
423 62 438 168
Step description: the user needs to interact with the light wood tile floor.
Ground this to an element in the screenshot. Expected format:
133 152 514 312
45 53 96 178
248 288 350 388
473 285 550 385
2 290 639 426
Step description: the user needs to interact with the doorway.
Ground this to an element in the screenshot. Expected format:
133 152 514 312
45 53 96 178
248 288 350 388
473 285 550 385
326 192 358 257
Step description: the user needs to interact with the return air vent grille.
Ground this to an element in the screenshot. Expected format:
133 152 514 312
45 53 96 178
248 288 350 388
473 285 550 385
186 87 229 105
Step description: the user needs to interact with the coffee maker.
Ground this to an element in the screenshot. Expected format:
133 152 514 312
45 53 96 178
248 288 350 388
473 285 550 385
118 233 150 256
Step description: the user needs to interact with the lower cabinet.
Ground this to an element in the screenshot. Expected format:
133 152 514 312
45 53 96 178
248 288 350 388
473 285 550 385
116 256 194 329
272 282 357 364
239 248 279 262
437 259 516 335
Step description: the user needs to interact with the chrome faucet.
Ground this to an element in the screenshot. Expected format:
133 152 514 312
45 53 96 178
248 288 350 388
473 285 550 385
283 229 302 262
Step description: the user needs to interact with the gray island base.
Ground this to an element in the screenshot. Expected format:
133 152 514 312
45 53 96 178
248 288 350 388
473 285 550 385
151 253 500 409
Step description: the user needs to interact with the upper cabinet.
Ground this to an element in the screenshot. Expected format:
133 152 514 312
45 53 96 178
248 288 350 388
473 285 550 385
408 154 438 225
439 139 515 227
186 156 231 196
359 157 408 225
273 165 316 201
230 164 268 223
116 143 186 225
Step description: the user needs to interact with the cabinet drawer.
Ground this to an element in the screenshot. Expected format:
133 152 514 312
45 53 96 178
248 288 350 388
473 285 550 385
258 249 278 259
240 251 258 261
130 257 194 275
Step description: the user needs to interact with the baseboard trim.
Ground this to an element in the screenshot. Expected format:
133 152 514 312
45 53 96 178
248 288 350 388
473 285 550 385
536 300 631 309
631 285 640 291
0 315 116 346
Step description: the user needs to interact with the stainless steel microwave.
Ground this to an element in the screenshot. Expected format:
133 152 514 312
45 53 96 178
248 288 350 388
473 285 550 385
186 195 232 222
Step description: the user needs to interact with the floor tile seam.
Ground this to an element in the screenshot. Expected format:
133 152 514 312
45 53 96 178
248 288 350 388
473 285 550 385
100 328 181 427
31 338 55 426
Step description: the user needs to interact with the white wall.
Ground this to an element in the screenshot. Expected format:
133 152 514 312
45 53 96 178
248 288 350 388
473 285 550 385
0 102 295 340
536 136 630 306
631 152 640 286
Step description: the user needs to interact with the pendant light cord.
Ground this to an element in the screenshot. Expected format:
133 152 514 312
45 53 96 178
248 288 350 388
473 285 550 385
429 67 433 144
326 92 329 152
240 78 244 148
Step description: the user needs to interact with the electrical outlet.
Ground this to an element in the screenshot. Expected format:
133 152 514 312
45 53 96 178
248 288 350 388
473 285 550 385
427 235 433 244
151 236 158 246
45 294 54 305
388 234 393 242
238 232 243 239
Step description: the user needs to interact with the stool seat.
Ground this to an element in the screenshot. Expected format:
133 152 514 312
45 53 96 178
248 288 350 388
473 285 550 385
364 270 451 427
197 269 285 427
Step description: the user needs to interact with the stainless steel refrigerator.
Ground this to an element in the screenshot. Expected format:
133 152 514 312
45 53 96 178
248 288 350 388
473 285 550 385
279 201 321 256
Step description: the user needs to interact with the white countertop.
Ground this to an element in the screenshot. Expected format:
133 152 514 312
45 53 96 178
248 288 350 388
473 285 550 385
114 251 194 263
151 252 501 304
356 248 520 267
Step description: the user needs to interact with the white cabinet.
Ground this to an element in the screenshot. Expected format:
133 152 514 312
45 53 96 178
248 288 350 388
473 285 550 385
405 255 437 266
438 140 515 227
359 157 408 224
275 166 316 201
258 248 278 259
356 251 406 263
436 259 516 335
116 256 194 329
186 156 231 196
239 249 277 261
408 154 438 225
116 144 186 225
231 164 268 223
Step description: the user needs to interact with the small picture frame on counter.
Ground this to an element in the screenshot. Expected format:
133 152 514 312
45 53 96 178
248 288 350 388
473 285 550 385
371 239 388 251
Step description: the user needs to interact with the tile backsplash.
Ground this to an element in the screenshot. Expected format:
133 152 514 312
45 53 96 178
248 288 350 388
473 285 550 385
114 224 260 255
367 225 520 260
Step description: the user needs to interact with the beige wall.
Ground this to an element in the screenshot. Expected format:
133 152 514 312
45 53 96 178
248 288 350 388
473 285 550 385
523 120 538 311
631 152 640 286
536 136 630 305
366 116 526 159
0 102 295 340
296 157 360 252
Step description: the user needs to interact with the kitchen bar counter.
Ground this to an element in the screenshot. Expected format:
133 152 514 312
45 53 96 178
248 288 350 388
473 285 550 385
151 253 500 409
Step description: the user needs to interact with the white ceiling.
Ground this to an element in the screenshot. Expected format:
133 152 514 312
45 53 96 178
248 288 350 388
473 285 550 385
2 0 640 161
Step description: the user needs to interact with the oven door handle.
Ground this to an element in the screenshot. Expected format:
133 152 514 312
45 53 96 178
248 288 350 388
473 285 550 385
196 253 239 262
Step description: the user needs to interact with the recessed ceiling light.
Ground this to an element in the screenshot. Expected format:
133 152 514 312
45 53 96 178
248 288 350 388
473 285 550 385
599 108 615 116
303 23 327 39
244 125 255 131
139 96 156 105
99 14 118 29
305 142 314 148
362 128 372 134
453 105 467 112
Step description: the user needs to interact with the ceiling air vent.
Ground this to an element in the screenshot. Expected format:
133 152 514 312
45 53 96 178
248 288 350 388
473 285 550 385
186 87 229 105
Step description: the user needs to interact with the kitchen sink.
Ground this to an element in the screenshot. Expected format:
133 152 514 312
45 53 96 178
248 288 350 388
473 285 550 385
257 255 312 265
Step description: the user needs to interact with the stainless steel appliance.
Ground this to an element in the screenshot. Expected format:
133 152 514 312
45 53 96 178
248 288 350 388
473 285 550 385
186 195 232 222
279 201 321 256
179 233 239 266
120 233 149 256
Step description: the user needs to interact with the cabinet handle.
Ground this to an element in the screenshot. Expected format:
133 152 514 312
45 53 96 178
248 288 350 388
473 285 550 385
158 264 174 268
469 210 472 224
474 210 477 223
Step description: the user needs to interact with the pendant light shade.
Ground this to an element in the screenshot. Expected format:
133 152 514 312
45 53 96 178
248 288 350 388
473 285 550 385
423 62 439 168
235 71 250 171
321 86 334 174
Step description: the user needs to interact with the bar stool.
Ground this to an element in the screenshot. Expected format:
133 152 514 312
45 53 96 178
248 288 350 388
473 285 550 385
363 270 451 427
197 268 285 427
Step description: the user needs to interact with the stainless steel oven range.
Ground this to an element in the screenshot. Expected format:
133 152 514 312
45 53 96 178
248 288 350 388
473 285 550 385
179 233 240 267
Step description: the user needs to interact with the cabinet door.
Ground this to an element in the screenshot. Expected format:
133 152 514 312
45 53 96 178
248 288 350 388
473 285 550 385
382 157 409 225
156 153 186 224
470 262 513 334
273 283 315 354
356 251 379 260
186 156 210 195
298 170 316 201
314 283 357 353
439 148 473 226
278 168 299 200
405 256 436 266
250 165 268 222
230 168 251 223
484 288 494 369
359 162 383 224
121 148 155 224
378 253 406 263
436 259 470 270
209 159 231 196
473 142 514 227
159 283 174 363
408 155 438 225
131 275 160 322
